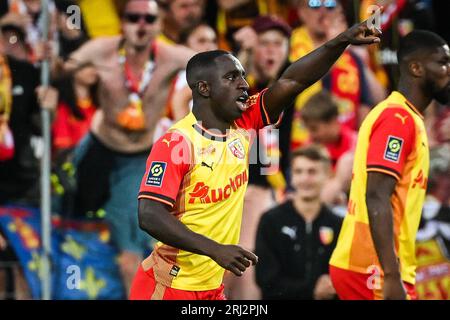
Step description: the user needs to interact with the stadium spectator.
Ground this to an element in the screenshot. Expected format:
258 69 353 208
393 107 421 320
219 0 293 52
301 91 357 205
179 22 218 53
158 0 204 44
424 101 450 148
2 0 59 64
212 0 292 51
52 63 99 155
0 22 28 61
0 0 89 76
414 145 450 300
275 0 382 194
302 91 357 170
286 0 382 152
255 145 342 299
0 31 58 300
225 15 291 300
168 22 218 122
0 37 58 206
65 0 194 293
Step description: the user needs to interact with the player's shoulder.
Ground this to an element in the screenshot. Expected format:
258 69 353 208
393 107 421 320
170 112 197 133
364 95 415 130
154 129 189 149
374 92 418 118
375 104 415 128
151 129 192 165
155 114 198 147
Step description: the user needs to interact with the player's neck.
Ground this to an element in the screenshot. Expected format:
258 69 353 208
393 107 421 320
192 105 232 134
397 80 432 113
292 197 321 223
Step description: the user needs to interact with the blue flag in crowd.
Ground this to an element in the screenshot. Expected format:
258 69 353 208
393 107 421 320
0 206 125 299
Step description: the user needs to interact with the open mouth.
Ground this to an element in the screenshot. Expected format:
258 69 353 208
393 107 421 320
236 92 249 111
137 30 147 38
266 58 275 68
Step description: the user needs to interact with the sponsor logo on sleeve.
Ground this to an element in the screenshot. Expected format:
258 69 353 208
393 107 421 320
383 136 403 163
145 161 167 187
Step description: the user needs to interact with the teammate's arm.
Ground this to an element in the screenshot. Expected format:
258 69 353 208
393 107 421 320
366 172 407 300
138 199 258 276
263 21 381 123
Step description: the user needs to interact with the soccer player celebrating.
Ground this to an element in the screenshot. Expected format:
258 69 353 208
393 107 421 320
329 30 450 300
129 21 381 300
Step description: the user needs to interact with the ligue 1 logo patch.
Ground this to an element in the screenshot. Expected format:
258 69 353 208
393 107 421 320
145 161 167 187
228 138 245 159
384 136 403 163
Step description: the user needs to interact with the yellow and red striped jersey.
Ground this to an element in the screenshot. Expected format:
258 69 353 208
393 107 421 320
330 91 430 285
138 89 275 291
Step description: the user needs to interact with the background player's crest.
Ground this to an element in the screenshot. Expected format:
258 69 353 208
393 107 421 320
228 138 245 159
319 226 334 245
145 161 167 187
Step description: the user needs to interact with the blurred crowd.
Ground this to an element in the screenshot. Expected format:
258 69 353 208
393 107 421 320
0 0 449 300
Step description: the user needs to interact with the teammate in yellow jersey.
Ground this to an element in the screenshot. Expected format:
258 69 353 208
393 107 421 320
329 30 450 300
129 20 381 300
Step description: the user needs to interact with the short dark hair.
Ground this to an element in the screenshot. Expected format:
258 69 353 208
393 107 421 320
301 91 339 123
186 50 230 89
397 30 447 65
290 144 331 168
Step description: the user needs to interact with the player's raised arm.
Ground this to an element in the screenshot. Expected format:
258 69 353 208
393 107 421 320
264 20 381 123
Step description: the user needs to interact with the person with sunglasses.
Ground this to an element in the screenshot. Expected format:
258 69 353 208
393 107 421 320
307 0 338 10
64 0 194 294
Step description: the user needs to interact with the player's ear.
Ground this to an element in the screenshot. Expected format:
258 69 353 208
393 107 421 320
197 81 210 98
409 61 424 78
